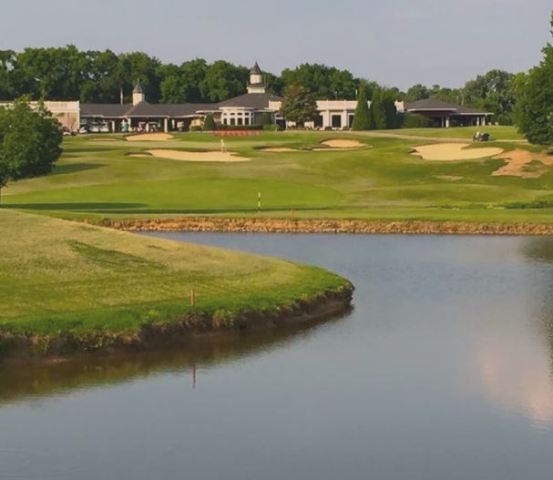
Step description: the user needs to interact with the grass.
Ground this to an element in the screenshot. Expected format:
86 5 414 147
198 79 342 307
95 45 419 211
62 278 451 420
370 125 526 141
0 209 349 337
2 127 551 223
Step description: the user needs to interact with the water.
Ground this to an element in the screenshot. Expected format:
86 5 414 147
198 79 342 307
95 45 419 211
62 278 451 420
1 234 553 480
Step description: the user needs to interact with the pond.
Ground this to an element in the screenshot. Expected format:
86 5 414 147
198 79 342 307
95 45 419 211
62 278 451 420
1 234 552 480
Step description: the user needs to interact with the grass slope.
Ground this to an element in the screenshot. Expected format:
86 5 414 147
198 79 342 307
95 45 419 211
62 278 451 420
0 210 350 337
2 127 552 223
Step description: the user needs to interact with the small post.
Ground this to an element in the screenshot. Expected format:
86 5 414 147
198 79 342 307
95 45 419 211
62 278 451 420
190 289 196 307
257 191 262 212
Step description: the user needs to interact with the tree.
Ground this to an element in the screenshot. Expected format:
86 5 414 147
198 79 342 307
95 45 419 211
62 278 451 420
201 61 248 102
463 70 516 125
370 89 387 130
203 113 216 131
406 84 430 102
280 85 318 125
351 87 371 130
0 98 62 203
281 63 359 99
515 12 553 144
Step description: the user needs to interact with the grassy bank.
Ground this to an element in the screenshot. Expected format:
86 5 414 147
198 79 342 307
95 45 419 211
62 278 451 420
0 210 352 358
2 128 551 227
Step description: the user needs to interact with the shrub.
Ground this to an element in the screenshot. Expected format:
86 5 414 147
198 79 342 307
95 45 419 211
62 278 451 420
401 112 432 128
203 114 216 131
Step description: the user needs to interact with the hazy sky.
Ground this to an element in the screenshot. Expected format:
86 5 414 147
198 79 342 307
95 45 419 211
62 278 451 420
3 0 552 89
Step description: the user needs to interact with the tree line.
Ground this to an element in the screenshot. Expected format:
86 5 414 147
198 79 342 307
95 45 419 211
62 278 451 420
0 46 517 123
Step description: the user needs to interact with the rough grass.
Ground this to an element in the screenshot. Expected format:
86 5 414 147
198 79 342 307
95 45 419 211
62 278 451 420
0 210 349 336
2 128 551 223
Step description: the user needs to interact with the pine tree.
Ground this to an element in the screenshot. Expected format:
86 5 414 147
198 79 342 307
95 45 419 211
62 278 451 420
203 113 216 131
351 88 370 130
370 89 387 130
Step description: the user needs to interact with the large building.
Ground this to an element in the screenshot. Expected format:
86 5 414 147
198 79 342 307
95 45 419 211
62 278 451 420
402 98 493 128
79 62 361 132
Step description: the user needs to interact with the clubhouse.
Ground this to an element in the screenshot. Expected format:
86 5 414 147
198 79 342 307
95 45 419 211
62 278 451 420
79 62 363 132
402 98 493 128
1 62 495 132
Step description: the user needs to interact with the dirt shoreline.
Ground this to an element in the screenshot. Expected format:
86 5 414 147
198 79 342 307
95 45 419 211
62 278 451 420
100 217 553 236
0 286 353 363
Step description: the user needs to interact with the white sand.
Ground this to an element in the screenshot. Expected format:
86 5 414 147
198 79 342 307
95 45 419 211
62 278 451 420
146 149 250 162
413 143 504 161
320 139 365 149
261 147 298 152
126 133 174 142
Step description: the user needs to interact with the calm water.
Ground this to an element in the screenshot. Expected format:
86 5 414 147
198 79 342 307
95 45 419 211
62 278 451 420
1 234 553 480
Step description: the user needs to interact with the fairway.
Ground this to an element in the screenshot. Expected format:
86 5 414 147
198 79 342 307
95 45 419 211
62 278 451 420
2 128 552 223
0 210 350 342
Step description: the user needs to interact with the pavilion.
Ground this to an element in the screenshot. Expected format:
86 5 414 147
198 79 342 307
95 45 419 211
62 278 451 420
404 98 493 128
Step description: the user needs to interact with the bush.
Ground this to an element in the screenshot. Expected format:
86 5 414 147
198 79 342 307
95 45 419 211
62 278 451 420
400 112 432 128
190 125 202 132
203 114 216 131
259 112 274 127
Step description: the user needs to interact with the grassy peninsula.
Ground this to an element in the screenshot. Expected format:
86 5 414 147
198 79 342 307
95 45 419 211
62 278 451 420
0 210 352 358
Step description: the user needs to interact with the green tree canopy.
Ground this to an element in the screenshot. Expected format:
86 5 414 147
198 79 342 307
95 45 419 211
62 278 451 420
0 98 62 202
280 85 318 125
515 13 553 144
351 88 371 130
281 63 359 99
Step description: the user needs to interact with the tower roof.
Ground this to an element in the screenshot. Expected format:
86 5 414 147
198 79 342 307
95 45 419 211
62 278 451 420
250 62 262 75
133 82 144 94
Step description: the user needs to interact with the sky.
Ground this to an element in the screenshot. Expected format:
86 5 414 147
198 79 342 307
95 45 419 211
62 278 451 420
2 0 552 90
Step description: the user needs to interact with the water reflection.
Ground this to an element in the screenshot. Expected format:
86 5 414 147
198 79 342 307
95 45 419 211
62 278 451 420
0 314 346 405
474 237 553 430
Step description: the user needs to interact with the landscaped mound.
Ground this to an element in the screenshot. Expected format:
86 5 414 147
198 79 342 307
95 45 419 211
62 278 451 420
0 210 352 359
493 150 553 178
145 149 250 162
413 143 504 161
126 133 174 142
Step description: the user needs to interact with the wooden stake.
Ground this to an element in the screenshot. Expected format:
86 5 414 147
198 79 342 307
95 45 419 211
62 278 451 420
190 289 196 307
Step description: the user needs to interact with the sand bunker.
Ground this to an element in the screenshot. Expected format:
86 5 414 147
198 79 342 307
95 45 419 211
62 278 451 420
261 147 298 153
129 154 151 158
493 150 553 178
146 149 250 162
126 133 174 142
320 139 365 149
413 143 504 161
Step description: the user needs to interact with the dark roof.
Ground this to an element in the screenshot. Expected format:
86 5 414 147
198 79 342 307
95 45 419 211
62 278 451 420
126 102 215 118
81 104 133 117
81 92 283 119
218 93 282 109
406 98 491 115
250 62 262 74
